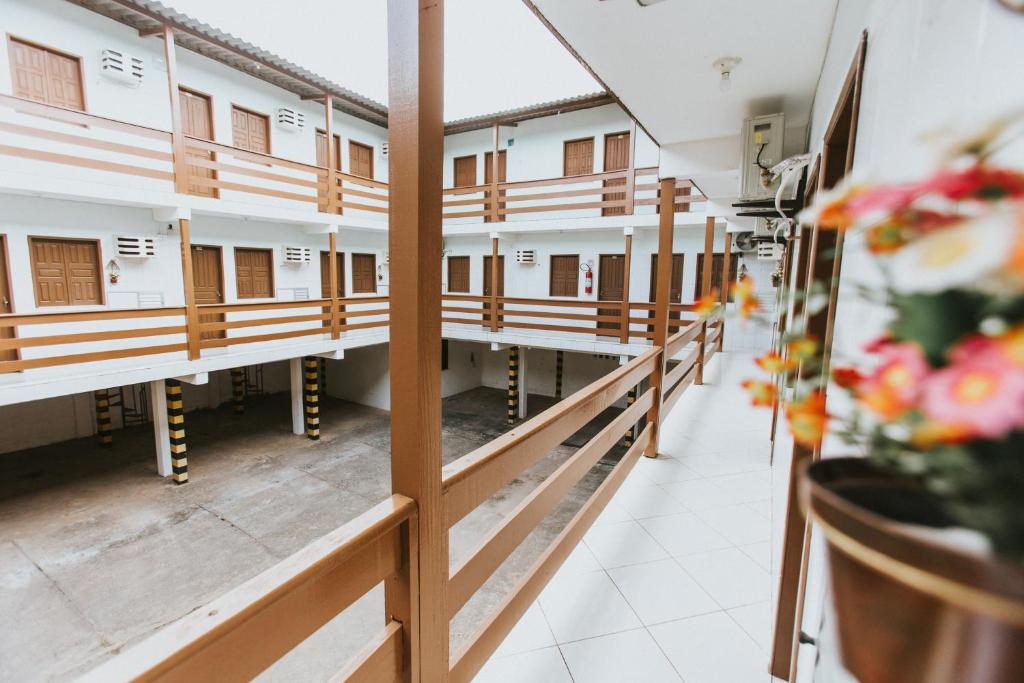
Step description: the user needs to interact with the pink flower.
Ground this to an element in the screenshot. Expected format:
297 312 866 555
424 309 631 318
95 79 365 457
842 183 922 218
920 165 1024 202
856 343 930 419
920 360 1024 439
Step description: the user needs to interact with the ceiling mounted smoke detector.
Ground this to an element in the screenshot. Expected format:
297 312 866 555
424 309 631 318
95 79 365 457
713 56 742 93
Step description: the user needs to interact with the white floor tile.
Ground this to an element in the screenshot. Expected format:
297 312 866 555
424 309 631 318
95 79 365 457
681 453 769 478
738 541 771 571
559 628 683 682
630 455 703 484
745 498 773 519
612 482 688 520
493 602 556 658
638 512 732 556
676 547 770 609
553 542 603 579
473 646 573 683
707 470 772 502
539 571 642 643
727 601 772 652
650 612 769 683
695 504 771 545
659 479 746 511
607 559 719 625
582 520 669 569
592 500 633 527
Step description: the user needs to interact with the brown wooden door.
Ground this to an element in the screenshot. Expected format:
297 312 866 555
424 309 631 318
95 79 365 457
597 253 625 331
447 256 470 293
649 253 684 331
602 131 630 216
453 155 477 188
316 130 342 212
9 38 84 110
563 138 594 177
0 236 15 362
694 253 736 300
482 254 505 327
550 255 580 297
231 106 270 154
191 245 223 340
484 149 507 223
349 141 374 179
351 253 377 294
29 238 102 306
235 248 273 299
180 88 216 198
319 251 345 298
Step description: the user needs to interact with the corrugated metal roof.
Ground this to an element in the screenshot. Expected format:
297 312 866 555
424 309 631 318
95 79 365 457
444 92 615 133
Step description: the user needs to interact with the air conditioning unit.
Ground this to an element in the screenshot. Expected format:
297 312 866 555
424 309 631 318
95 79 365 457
100 49 144 87
380 141 389 158
115 235 156 258
758 242 784 261
515 249 537 264
276 108 305 133
739 113 786 201
282 246 311 264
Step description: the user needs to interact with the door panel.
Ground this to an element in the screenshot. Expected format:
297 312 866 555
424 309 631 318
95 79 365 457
232 106 270 154
191 245 223 340
447 256 470 293
349 141 374 179
180 88 216 198
694 253 736 299
602 131 630 216
649 253 684 331
9 39 84 110
30 239 70 306
484 149 507 223
563 138 594 177
351 253 377 294
482 254 505 327
597 253 625 331
453 155 477 188
0 236 15 362
319 251 345 298
29 238 101 307
549 255 580 297
235 248 273 299
64 240 101 305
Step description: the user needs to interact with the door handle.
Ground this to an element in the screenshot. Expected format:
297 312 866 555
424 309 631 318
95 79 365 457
1 295 8 307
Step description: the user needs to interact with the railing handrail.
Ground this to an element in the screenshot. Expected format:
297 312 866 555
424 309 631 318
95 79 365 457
0 306 186 327
184 134 324 175
0 93 172 141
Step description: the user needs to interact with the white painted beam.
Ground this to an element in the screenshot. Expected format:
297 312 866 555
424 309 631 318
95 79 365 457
289 358 304 436
172 372 208 385
518 348 528 420
148 380 171 477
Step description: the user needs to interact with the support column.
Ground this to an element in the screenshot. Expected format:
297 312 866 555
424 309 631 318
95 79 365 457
323 93 338 215
165 379 188 485
94 389 113 447
149 380 171 477
161 25 188 194
488 123 500 223
696 216 715 386
554 349 564 400
489 233 499 332
329 231 340 339
517 347 528 420
303 356 320 440
386 1 448 675
624 119 637 216
289 358 304 436
720 231 732 349
227 368 243 413
644 177 676 458
622 385 638 447
506 345 520 425
179 217 200 360
619 227 634 343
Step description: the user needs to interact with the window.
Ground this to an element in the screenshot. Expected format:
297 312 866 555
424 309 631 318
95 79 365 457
8 37 85 111
453 155 477 188
563 137 594 177
315 130 342 171
29 237 102 306
447 256 470 293
349 140 374 179
231 105 270 154
351 253 377 294
549 255 580 297
234 247 274 299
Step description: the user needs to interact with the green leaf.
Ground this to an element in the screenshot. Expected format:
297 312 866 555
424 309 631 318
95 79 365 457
888 290 987 365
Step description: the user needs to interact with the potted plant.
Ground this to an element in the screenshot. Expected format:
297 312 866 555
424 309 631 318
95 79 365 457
732 118 1024 683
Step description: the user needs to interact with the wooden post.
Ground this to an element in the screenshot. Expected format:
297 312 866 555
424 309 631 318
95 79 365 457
178 217 200 360
324 94 338 214
489 234 499 332
329 232 340 339
619 228 633 343
386 0 447 679
161 25 188 195
489 123 500 223
720 231 732 349
624 119 637 215
695 216 715 386
644 177 675 458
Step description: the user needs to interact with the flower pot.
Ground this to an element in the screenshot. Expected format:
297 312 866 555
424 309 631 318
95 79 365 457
801 457 1024 683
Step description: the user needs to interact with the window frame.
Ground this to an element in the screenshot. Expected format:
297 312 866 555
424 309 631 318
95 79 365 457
446 255 470 293
233 246 275 300
452 154 478 188
562 136 595 177
230 103 272 156
27 235 104 307
6 34 87 112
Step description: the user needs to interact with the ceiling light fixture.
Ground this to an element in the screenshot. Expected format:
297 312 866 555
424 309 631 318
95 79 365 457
635 0 669 6
713 57 741 93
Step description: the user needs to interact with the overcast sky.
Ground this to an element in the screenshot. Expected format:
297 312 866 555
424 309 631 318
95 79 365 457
165 0 601 121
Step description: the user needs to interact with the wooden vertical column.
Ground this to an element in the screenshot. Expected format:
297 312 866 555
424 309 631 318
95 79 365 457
323 94 338 214
506 346 520 425
695 216 715 386
619 227 633 343
386 0 447 679
489 234 499 332
720 231 732 350
178 217 200 360
644 177 675 458
624 120 637 216
161 25 188 194
489 123 501 223
328 232 340 339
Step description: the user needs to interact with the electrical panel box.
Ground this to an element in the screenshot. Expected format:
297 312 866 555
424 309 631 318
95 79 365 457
515 249 537 264
101 49 144 87
739 113 785 201
115 235 156 257
757 242 784 261
276 108 305 133
282 246 312 264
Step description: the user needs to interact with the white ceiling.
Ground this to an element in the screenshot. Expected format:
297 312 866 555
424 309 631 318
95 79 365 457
530 0 838 145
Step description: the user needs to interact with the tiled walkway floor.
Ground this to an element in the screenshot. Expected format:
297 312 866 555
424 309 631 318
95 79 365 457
476 352 776 683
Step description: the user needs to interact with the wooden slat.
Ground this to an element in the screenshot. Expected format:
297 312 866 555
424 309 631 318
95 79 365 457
336 185 390 202
442 348 659 526
337 171 389 190
497 169 626 191
498 296 622 309
448 389 654 616
339 201 390 214
199 313 328 332
0 307 185 326
187 176 317 204
200 326 328 349
0 144 174 181
498 309 620 323
661 365 697 418
442 294 488 303
184 135 321 174
496 320 611 335
498 199 626 216
330 620 403 683
441 196 486 208
442 183 489 195
0 325 185 351
339 319 388 332
449 425 653 682
664 347 699 393
197 299 331 314
338 308 391 320
0 122 173 161
0 342 186 372
0 93 171 140
80 495 414 683
666 320 703 357
500 185 628 204
186 156 320 189
442 209 489 219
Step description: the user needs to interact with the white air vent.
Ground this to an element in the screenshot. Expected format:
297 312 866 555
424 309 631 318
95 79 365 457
276 107 305 132
384 250 389 264
115 235 156 258
101 49 144 87
380 142 389 158
515 249 537 264
757 242 784 261
282 246 311 264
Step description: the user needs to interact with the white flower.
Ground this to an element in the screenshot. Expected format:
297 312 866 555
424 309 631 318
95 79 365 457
888 211 1016 294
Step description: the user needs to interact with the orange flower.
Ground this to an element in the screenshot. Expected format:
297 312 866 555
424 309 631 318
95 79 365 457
910 420 973 449
731 278 761 319
832 366 865 390
694 291 721 319
786 391 829 447
786 336 818 362
756 351 796 374
1000 325 1024 367
856 343 929 420
741 379 778 407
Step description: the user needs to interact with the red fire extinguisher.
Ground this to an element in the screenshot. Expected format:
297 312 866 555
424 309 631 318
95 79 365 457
582 263 593 295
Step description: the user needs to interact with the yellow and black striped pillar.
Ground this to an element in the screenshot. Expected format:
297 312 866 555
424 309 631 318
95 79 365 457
303 356 320 440
230 368 245 414
622 385 638 447
507 346 520 425
94 389 113 448
554 350 564 400
166 379 188 485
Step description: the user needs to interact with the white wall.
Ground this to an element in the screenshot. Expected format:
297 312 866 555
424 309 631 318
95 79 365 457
481 347 621 402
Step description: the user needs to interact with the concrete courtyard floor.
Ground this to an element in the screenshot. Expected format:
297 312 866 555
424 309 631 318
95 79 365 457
0 386 625 682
